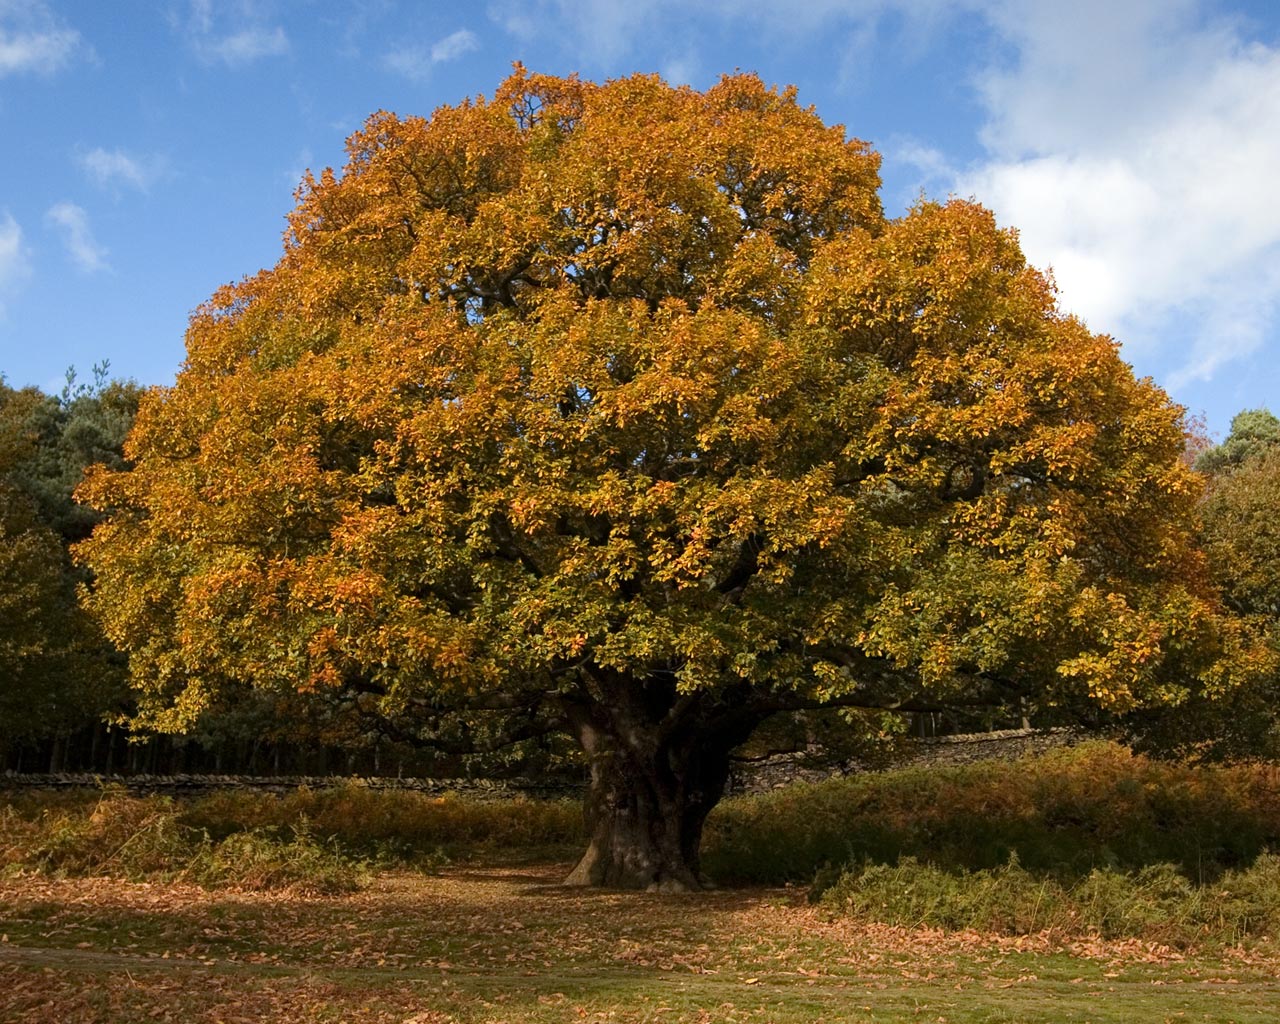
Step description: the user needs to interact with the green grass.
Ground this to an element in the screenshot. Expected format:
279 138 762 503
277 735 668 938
2 866 1277 1023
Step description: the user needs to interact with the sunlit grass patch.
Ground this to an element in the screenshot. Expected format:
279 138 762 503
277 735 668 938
2 867 1279 1024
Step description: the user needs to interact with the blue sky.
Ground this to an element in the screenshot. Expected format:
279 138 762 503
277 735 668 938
1 1 1278 438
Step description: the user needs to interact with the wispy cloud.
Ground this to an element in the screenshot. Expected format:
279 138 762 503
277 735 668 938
384 28 478 81
0 212 31 313
486 0 899 66
179 1 289 67
78 147 167 192
431 28 478 64
205 25 288 64
284 147 313 193
885 138 957 207
660 51 699 87
488 0 658 63
45 201 108 273
0 0 84 76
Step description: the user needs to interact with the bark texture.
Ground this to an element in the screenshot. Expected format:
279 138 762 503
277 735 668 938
562 682 753 891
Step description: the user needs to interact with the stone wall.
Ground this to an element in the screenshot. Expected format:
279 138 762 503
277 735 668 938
2 728 1083 800
727 727 1082 794
0 770 579 801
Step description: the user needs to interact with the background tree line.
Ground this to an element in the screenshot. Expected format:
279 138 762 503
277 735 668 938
1 365 134 772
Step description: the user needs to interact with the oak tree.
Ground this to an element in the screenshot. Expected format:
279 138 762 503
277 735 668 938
78 70 1256 889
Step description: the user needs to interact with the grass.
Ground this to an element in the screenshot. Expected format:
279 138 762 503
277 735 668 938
2 866 1278 1023
5 742 1280 925
0 782 585 891
182 781 584 863
4 742 1280 1020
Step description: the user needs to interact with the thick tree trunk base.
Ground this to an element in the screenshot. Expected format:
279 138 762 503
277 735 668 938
561 740 727 892
563 835 706 892
559 679 756 892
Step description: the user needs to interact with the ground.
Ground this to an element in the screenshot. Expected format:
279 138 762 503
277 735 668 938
2 867 1278 1023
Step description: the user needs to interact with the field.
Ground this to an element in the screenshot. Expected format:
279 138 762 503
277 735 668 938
5 868 1279 1023
3 743 1280 1023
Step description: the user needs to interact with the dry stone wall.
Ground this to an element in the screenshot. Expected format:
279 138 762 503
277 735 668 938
2 729 1082 799
0 771 579 800
726 727 1082 794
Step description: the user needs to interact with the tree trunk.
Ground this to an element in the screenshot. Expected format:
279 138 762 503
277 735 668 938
563 702 736 892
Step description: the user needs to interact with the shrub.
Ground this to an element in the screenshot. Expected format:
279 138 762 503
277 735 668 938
818 856 1068 934
184 822 370 894
703 741 1280 884
818 855 1280 947
3 782 583 888
182 784 584 861
0 789 367 893
11 790 202 878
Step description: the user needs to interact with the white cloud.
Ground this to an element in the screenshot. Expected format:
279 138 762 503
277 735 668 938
187 0 213 35
45 201 108 273
885 139 958 208
178 1 289 66
954 0 1280 387
384 28 478 81
78 147 166 192
0 0 83 76
381 48 426 81
205 25 288 64
430 28 478 64
660 52 699 87
0 212 31 312
283 147 314 195
488 0 637 61
892 140 953 182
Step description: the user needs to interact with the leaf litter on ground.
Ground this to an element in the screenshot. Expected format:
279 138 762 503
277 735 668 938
3 866 1279 1023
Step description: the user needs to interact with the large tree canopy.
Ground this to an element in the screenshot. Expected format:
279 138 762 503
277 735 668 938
79 70 1258 889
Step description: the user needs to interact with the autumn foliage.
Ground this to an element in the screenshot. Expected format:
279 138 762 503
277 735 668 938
77 69 1259 889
